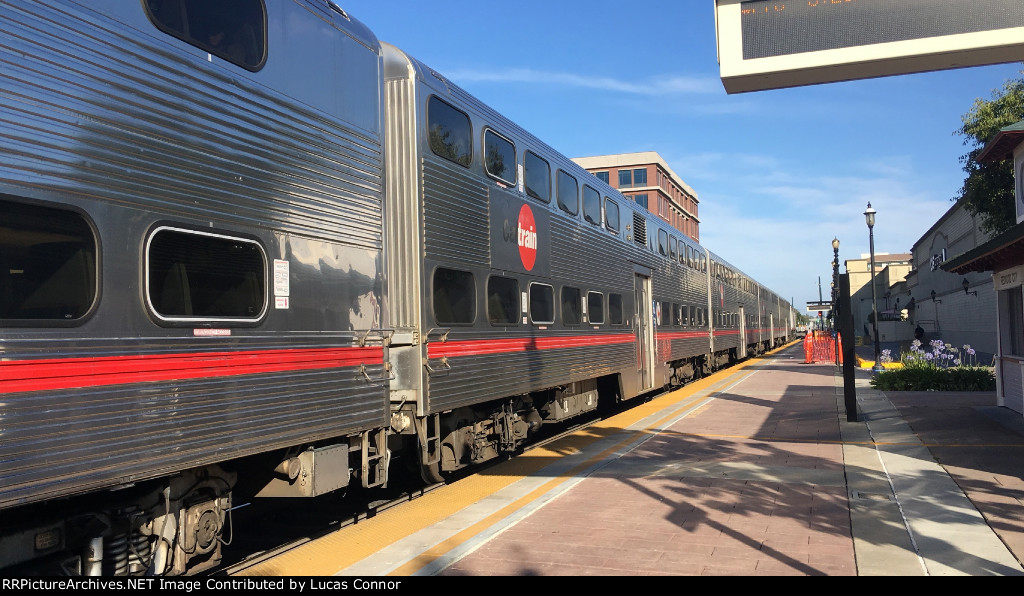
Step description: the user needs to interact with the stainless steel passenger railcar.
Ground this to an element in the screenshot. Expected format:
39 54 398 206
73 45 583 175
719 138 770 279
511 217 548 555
0 0 797 576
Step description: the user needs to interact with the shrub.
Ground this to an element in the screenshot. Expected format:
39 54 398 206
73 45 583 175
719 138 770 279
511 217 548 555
871 340 996 392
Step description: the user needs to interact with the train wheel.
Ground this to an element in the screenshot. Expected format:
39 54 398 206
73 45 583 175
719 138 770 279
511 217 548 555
419 461 443 485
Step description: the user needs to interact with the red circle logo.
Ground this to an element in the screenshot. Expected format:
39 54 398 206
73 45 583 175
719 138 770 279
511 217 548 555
517 204 537 271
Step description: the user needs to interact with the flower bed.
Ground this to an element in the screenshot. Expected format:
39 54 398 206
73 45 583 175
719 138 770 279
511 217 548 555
869 340 996 392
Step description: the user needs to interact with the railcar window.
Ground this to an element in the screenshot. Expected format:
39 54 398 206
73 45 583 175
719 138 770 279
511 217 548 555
670 238 677 260
432 267 475 325
148 228 265 320
484 129 516 185
604 199 620 233
529 283 554 324
556 170 579 216
487 275 519 325
582 185 601 225
660 301 671 326
588 292 604 325
428 97 472 167
673 303 682 327
609 293 623 325
657 229 668 256
145 0 267 70
524 151 550 203
1 200 96 321
562 286 582 326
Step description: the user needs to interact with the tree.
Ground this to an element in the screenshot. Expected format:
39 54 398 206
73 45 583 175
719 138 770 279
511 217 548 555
955 74 1024 235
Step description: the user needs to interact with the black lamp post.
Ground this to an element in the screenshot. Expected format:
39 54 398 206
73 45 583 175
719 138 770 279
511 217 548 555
832 237 840 364
864 203 883 373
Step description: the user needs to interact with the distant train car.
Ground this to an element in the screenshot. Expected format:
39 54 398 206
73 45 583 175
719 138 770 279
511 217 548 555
0 0 796 576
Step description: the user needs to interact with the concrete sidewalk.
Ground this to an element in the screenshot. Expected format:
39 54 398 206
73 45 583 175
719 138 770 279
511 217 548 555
437 343 1024 576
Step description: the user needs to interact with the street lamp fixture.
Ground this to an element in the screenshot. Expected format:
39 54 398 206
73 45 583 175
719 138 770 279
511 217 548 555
864 203 883 373
962 278 978 297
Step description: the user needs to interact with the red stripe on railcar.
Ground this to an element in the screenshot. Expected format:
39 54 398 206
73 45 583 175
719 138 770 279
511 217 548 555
427 333 635 358
0 347 385 393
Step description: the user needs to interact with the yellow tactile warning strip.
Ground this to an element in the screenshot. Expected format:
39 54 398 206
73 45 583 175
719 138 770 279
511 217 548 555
235 348 783 577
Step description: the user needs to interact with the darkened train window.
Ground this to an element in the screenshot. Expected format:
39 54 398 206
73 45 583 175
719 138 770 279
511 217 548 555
657 229 668 256
148 228 265 320
146 0 267 70
484 129 516 185
432 267 475 325
582 185 601 225
556 170 579 216
1 200 96 321
428 97 472 167
529 282 554 324
524 151 551 203
670 238 677 260
588 291 604 325
609 293 624 325
673 303 682 327
562 286 582 326
487 275 519 325
605 199 620 232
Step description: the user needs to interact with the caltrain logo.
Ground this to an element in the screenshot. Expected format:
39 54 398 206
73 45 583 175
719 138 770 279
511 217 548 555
518 204 537 271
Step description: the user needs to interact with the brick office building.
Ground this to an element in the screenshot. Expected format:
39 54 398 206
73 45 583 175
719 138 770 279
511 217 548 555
571 152 700 242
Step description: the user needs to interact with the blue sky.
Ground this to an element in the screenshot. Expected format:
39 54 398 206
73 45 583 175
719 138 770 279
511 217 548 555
340 0 1023 311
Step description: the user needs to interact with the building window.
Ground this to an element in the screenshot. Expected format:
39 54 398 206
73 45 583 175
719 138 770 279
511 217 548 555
595 171 609 184
486 275 519 325
633 168 647 186
524 151 551 203
556 170 579 216
618 170 632 188
634 193 648 210
148 227 266 321
583 185 601 225
484 129 516 186
1 199 97 322
1004 287 1024 357
146 0 267 70
427 96 472 167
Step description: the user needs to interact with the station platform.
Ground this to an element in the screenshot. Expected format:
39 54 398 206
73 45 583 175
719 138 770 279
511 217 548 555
236 343 1024 576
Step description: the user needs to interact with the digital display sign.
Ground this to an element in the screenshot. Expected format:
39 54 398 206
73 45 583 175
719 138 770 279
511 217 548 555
741 0 1024 60
715 0 1024 93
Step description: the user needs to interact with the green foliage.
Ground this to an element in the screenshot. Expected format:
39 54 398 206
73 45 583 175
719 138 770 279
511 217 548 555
871 339 996 392
871 367 996 392
955 75 1024 235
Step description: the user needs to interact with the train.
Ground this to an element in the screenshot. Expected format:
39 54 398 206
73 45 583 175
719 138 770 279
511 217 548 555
0 0 797 576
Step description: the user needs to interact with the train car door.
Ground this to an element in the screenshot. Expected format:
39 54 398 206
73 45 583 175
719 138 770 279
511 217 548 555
739 305 747 357
635 270 655 391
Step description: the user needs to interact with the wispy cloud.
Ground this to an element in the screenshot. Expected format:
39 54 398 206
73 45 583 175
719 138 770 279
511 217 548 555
443 67 720 95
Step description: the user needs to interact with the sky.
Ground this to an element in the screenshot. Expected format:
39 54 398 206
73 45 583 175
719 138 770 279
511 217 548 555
339 0 1023 311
